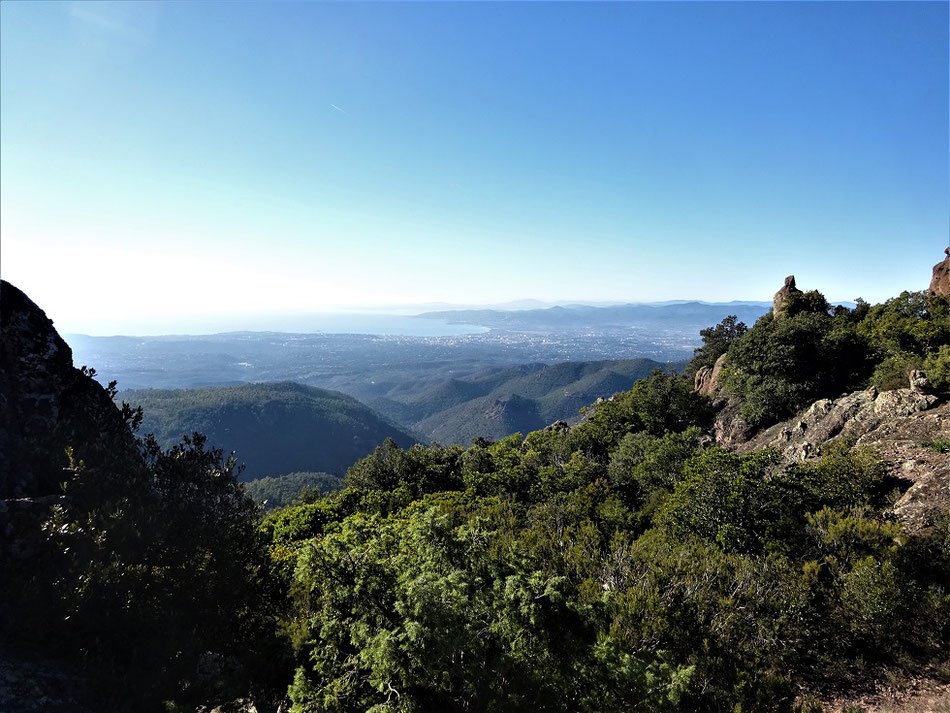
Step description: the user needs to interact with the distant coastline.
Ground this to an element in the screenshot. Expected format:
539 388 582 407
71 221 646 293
61 313 491 338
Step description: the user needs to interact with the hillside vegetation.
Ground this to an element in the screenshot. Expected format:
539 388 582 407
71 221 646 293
713 290 950 428
264 394 948 712
121 382 415 479
259 287 950 712
366 358 673 444
244 471 343 510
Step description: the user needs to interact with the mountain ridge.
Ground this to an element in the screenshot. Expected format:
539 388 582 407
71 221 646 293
361 358 676 444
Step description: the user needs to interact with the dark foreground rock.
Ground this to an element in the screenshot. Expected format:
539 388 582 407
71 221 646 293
0 642 110 713
0 280 136 499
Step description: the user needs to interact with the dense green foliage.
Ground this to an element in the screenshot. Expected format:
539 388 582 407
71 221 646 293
696 291 950 427
8 397 287 710
371 358 676 445
259 369 948 712
245 471 344 510
249 293 949 710
687 314 748 376
122 381 416 478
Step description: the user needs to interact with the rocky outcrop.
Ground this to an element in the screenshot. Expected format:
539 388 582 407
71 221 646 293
821 676 950 713
772 275 801 317
712 397 754 448
732 386 945 458
1 281 142 639
0 642 108 713
890 448 950 533
694 353 727 396
929 246 950 300
721 386 949 531
0 280 135 499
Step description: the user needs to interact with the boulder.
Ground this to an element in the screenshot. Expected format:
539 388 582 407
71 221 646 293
772 275 801 318
712 397 754 448
892 456 950 532
693 366 711 392
929 246 950 300
729 386 946 460
909 368 933 394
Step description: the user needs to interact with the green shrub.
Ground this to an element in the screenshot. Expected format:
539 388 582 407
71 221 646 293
657 448 782 553
607 426 703 507
923 344 950 393
926 438 950 454
721 304 871 428
244 471 343 509
688 315 748 376
871 351 923 391
40 434 282 707
718 288 949 428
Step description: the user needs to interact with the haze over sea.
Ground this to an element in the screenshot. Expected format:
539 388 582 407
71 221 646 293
65 313 490 338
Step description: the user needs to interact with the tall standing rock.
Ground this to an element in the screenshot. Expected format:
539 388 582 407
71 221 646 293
694 353 728 396
772 275 801 317
929 246 950 300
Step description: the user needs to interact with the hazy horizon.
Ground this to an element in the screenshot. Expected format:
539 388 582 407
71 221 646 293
2 1 947 331
56 295 866 338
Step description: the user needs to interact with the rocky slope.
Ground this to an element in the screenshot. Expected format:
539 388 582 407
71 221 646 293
1 279 141 588
0 642 105 713
718 383 949 532
697 263 950 538
731 385 945 457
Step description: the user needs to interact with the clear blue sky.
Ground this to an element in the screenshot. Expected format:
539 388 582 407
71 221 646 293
1 1 947 332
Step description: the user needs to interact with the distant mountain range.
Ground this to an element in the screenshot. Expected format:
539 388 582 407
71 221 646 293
121 382 415 479
418 301 773 332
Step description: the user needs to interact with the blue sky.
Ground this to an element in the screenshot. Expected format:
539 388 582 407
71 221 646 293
1 1 947 332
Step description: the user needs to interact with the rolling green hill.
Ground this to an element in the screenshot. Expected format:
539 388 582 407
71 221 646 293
121 381 415 479
243 471 344 509
366 358 674 444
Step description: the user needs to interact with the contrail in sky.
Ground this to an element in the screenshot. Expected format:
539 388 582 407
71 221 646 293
330 104 347 114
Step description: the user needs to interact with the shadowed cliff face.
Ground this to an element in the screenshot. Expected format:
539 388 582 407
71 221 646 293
0 280 135 499
1 283 267 710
